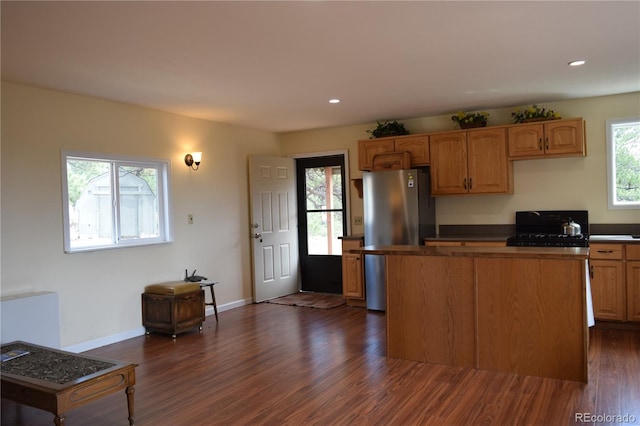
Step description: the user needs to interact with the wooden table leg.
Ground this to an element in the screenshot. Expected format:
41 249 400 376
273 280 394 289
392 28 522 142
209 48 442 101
126 385 135 425
209 286 218 322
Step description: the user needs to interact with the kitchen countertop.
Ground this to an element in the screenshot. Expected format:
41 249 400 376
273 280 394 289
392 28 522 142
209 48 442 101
353 244 589 260
589 235 640 244
424 234 640 244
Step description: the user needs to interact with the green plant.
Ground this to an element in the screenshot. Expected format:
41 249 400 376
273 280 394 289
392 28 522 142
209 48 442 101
451 111 489 127
511 105 561 123
367 120 410 138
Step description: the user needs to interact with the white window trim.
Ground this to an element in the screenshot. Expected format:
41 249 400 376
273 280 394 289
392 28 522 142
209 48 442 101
606 117 640 210
61 150 173 253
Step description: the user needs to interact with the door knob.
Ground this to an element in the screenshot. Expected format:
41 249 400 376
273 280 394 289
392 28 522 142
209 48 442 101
252 223 259 229
253 232 262 239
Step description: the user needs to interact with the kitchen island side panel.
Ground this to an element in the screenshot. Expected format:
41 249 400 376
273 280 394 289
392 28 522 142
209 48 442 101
386 255 476 368
476 257 587 382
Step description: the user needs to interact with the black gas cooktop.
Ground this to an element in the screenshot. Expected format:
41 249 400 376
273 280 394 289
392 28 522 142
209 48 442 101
506 210 589 247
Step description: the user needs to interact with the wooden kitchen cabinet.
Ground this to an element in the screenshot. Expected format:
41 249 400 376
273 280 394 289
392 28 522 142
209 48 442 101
626 245 640 322
589 243 626 321
508 118 585 159
358 135 429 170
341 238 365 306
430 127 512 195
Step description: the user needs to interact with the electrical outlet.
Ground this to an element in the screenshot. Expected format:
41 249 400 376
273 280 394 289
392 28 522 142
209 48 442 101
188 214 194 225
354 216 363 226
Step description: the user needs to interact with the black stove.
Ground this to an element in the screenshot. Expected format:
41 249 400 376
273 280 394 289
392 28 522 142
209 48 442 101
506 210 589 247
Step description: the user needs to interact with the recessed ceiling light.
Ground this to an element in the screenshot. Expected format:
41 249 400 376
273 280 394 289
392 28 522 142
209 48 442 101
329 99 341 104
568 60 586 67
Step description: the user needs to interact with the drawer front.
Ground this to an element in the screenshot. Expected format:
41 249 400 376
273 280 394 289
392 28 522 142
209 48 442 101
626 244 640 261
590 244 624 260
342 238 363 251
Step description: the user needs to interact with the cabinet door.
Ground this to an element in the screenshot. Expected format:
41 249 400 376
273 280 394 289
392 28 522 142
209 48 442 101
507 124 544 158
467 128 512 194
627 262 640 322
358 139 395 171
342 239 364 300
545 118 585 156
342 252 364 299
590 260 626 321
627 261 640 322
627 246 640 322
371 151 410 171
430 132 468 195
394 135 430 166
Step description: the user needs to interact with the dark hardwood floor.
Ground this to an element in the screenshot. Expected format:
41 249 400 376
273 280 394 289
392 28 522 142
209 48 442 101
2 303 639 425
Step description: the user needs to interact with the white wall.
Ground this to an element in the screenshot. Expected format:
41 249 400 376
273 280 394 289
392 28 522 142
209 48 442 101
1 81 281 348
280 92 640 233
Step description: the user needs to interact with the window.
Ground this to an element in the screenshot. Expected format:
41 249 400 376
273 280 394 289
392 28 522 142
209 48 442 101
61 151 172 252
606 118 640 209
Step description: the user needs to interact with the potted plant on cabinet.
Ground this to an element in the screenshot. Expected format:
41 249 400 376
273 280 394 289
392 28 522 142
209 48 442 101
367 120 410 139
451 111 489 129
511 105 561 123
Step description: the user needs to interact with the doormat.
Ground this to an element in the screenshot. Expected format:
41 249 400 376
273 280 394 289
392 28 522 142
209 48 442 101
267 292 346 309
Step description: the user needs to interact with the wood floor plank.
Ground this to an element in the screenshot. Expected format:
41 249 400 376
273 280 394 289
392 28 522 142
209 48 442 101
2 304 639 425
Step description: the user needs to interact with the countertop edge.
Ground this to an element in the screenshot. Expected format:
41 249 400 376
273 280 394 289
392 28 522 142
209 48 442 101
352 245 589 259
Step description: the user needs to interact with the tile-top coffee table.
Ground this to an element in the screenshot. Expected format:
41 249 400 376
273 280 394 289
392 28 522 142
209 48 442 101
1 341 137 425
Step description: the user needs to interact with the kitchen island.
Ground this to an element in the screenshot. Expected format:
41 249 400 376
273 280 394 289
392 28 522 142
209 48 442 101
356 245 590 383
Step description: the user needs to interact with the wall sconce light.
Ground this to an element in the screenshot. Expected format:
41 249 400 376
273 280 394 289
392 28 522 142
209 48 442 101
185 152 202 171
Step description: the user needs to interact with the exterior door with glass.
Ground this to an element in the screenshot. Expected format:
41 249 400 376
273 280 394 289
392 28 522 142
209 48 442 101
295 155 347 294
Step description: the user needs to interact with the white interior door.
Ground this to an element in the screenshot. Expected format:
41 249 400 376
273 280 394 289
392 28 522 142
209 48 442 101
249 155 300 302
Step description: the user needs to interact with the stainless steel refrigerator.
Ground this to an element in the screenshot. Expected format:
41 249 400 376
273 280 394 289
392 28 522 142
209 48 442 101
363 168 436 311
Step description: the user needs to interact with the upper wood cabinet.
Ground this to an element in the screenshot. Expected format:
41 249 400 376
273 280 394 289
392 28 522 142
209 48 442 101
430 127 512 196
507 118 585 159
358 135 429 171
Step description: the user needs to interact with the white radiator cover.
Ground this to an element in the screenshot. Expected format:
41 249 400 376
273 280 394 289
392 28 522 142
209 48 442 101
1 291 61 348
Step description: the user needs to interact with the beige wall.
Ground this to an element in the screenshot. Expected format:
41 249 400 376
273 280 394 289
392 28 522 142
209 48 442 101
2 81 639 349
1 81 281 348
281 92 640 234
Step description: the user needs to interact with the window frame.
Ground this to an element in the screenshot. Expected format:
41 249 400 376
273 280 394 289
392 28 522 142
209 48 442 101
61 150 173 253
606 117 640 210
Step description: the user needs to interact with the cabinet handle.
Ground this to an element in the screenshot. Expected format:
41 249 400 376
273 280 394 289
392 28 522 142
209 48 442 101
545 137 549 150
538 138 543 151
589 264 594 279
597 250 614 254
463 178 467 190
469 177 472 190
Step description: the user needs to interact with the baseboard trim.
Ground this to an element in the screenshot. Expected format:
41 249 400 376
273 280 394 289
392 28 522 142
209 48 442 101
594 320 640 331
63 297 254 353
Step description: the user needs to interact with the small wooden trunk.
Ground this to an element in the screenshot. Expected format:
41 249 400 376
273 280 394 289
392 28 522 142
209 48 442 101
142 286 204 338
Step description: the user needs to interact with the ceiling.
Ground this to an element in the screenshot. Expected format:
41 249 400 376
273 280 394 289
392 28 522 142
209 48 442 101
2 1 639 133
